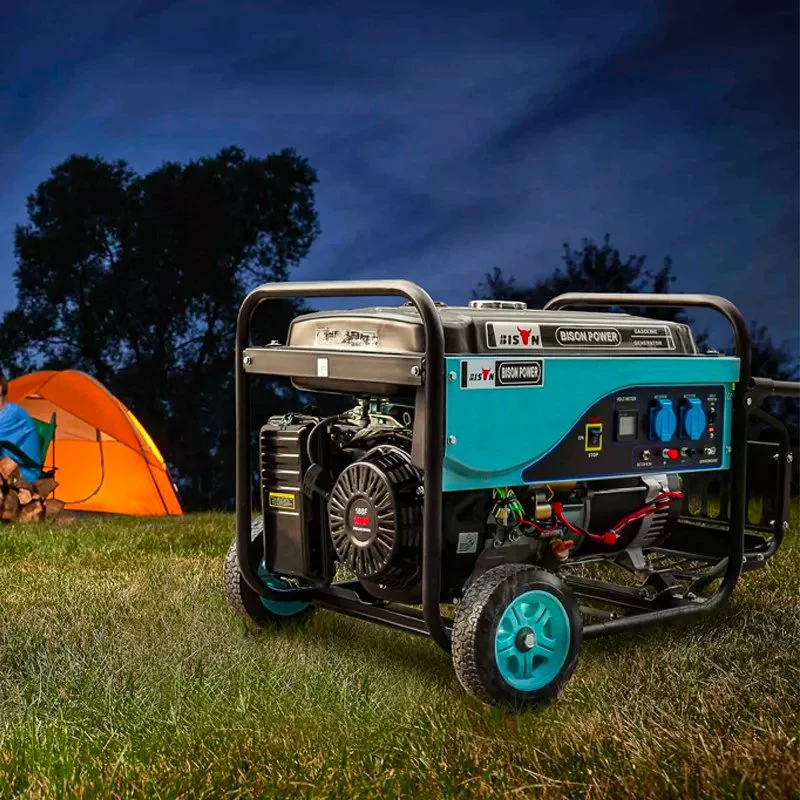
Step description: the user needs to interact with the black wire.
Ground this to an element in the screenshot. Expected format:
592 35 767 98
306 414 344 464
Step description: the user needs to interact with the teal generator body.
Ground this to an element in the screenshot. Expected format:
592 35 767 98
443 354 737 491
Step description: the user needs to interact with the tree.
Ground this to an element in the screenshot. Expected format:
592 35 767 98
474 234 703 337
473 234 798 444
0 146 320 509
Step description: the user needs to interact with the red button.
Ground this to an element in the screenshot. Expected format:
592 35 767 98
667 448 680 460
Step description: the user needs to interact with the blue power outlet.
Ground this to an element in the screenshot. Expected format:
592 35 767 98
680 397 707 440
649 398 677 442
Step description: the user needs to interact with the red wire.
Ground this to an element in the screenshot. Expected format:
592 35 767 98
519 518 560 534
550 503 593 538
549 490 684 546
611 491 684 532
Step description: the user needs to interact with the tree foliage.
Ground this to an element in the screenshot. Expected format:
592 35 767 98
474 234 702 336
473 233 798 441
0 146 320 509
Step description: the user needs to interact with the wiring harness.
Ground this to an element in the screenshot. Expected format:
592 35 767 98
492 487 684 547
551 491 684 546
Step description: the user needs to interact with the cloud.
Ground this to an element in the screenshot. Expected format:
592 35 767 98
0 0 796 354
488 1 796 155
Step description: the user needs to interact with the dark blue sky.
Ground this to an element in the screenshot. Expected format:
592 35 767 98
1 0 798 355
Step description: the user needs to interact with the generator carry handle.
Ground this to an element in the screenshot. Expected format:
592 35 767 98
542 292 756 634
748 376 800 400
234 280 452 650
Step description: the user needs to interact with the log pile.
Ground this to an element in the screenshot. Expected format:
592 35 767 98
0 456 66 523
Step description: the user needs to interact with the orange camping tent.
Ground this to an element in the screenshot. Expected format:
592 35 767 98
7 370 182 516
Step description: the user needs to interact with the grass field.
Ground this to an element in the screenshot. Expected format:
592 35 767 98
0 509 797 799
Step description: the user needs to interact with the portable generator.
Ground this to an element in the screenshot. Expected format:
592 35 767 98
224 280 798 709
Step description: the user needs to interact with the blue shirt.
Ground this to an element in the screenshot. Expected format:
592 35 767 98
0 402 42 483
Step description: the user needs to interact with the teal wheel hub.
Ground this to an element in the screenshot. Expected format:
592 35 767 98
256 560 309 617
494 589 571 691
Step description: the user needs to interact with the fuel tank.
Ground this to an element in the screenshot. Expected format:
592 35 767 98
286 300 699 395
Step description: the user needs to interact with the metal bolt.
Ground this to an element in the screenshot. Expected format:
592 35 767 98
745 397 753 407
447 435 457 445
243 355 252 366
410 365 421 377
784 521 790 530
756 553 764 562
448 371 457 382
788 453 794 463
522 632 536 649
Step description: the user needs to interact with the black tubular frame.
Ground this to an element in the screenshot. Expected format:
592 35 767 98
542 292 761 638
236 284 797 652
235 280 451 651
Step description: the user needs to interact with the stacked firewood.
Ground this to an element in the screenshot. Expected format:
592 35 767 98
0 457 65 523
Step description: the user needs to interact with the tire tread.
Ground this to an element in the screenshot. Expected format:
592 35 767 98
452 564 581 709
222 517 313 626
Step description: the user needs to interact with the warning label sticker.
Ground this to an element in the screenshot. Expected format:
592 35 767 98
456 531 480 554
268 492 296 511
460 359 545 389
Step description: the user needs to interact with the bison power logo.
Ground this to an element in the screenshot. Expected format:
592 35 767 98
485 321 543 349
461 363 495 388
495 360 543 386
460 359 544 389
486 319 678 351
554 326 621 347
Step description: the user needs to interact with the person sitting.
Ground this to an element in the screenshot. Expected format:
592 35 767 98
0 371 42 484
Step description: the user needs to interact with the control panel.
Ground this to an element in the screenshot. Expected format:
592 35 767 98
521 384 726 483
623 387 722 470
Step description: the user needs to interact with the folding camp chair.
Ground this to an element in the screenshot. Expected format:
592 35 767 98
0 412 57 491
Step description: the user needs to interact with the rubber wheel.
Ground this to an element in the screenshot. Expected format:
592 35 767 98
452 564 581 709
222 517 315 625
